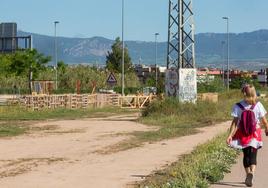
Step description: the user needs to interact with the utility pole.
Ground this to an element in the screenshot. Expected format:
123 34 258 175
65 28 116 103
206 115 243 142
222 17 230 91
155 33 159 93
121 0 125 96
54 21 59 90
221 41 225 87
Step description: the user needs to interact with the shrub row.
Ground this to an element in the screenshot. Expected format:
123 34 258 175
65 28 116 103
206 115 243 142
141 91 242 130
139 133 239 188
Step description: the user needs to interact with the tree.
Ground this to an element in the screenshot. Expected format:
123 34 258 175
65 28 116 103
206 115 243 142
230 77 260 90
57 61 67 74
145 74 165 94
9 49 51 92
0 54 12 77
197 77 225 93
106 37 133 73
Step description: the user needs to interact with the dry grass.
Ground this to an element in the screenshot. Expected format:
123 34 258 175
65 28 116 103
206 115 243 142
0 158 66 178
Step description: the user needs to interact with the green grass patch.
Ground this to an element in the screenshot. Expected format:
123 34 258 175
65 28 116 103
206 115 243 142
0 122 28 137
135 90 241 143
0 106 135 121
137 133 239 188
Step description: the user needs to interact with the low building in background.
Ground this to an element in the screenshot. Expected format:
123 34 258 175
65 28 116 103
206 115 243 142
197 68 222 83
257 69 268 86
134 64 166 84
135 64 268 88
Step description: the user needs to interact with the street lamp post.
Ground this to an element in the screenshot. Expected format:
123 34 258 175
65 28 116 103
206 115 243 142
54 21 59 90
221 41 225 87
155 33 159 93
222 17 229 91
121 0 125 96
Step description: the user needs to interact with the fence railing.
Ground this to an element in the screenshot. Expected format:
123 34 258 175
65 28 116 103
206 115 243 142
119 94 156 109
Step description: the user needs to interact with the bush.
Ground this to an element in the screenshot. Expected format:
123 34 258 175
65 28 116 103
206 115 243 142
0 88 30 95
114 87 141 95
230 77 261 90
198 77 225 93
141 91 241 126
139 133 239 188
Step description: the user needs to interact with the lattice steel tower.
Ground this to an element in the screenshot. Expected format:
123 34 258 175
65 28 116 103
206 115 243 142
167 0 195 69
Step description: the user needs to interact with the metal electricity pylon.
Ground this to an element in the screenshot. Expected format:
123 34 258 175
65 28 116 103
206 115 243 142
167 0 196 69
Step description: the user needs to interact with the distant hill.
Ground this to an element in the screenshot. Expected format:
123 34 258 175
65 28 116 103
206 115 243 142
18 30 268 69
196 30 268 68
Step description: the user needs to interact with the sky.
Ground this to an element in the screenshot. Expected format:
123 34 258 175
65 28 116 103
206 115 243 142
0 0 268 42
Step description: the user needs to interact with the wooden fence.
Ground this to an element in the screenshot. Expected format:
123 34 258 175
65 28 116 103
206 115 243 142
17 94 121 110
119 94 155 109
2 93 157 110
1 93 224 111
21 94 96 110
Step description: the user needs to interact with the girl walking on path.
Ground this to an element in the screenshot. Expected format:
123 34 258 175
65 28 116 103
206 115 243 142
226 84 268 187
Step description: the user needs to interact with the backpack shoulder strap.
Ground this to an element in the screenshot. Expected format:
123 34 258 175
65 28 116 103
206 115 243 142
236 103 245 110
250 101 258 110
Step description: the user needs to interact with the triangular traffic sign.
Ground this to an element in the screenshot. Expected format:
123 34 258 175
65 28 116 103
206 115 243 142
106 72 117 84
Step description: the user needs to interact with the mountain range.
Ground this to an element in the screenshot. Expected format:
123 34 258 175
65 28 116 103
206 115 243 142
18 30 268 70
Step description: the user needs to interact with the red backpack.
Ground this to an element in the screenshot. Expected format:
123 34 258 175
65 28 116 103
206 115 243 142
236 102 257 136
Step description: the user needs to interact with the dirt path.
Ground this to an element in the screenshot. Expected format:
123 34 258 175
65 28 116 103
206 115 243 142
211 132 268 188
0 114 230 188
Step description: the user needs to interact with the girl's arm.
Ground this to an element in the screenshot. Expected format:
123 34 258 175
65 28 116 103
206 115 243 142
226 118 238 144
261 115 268 135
